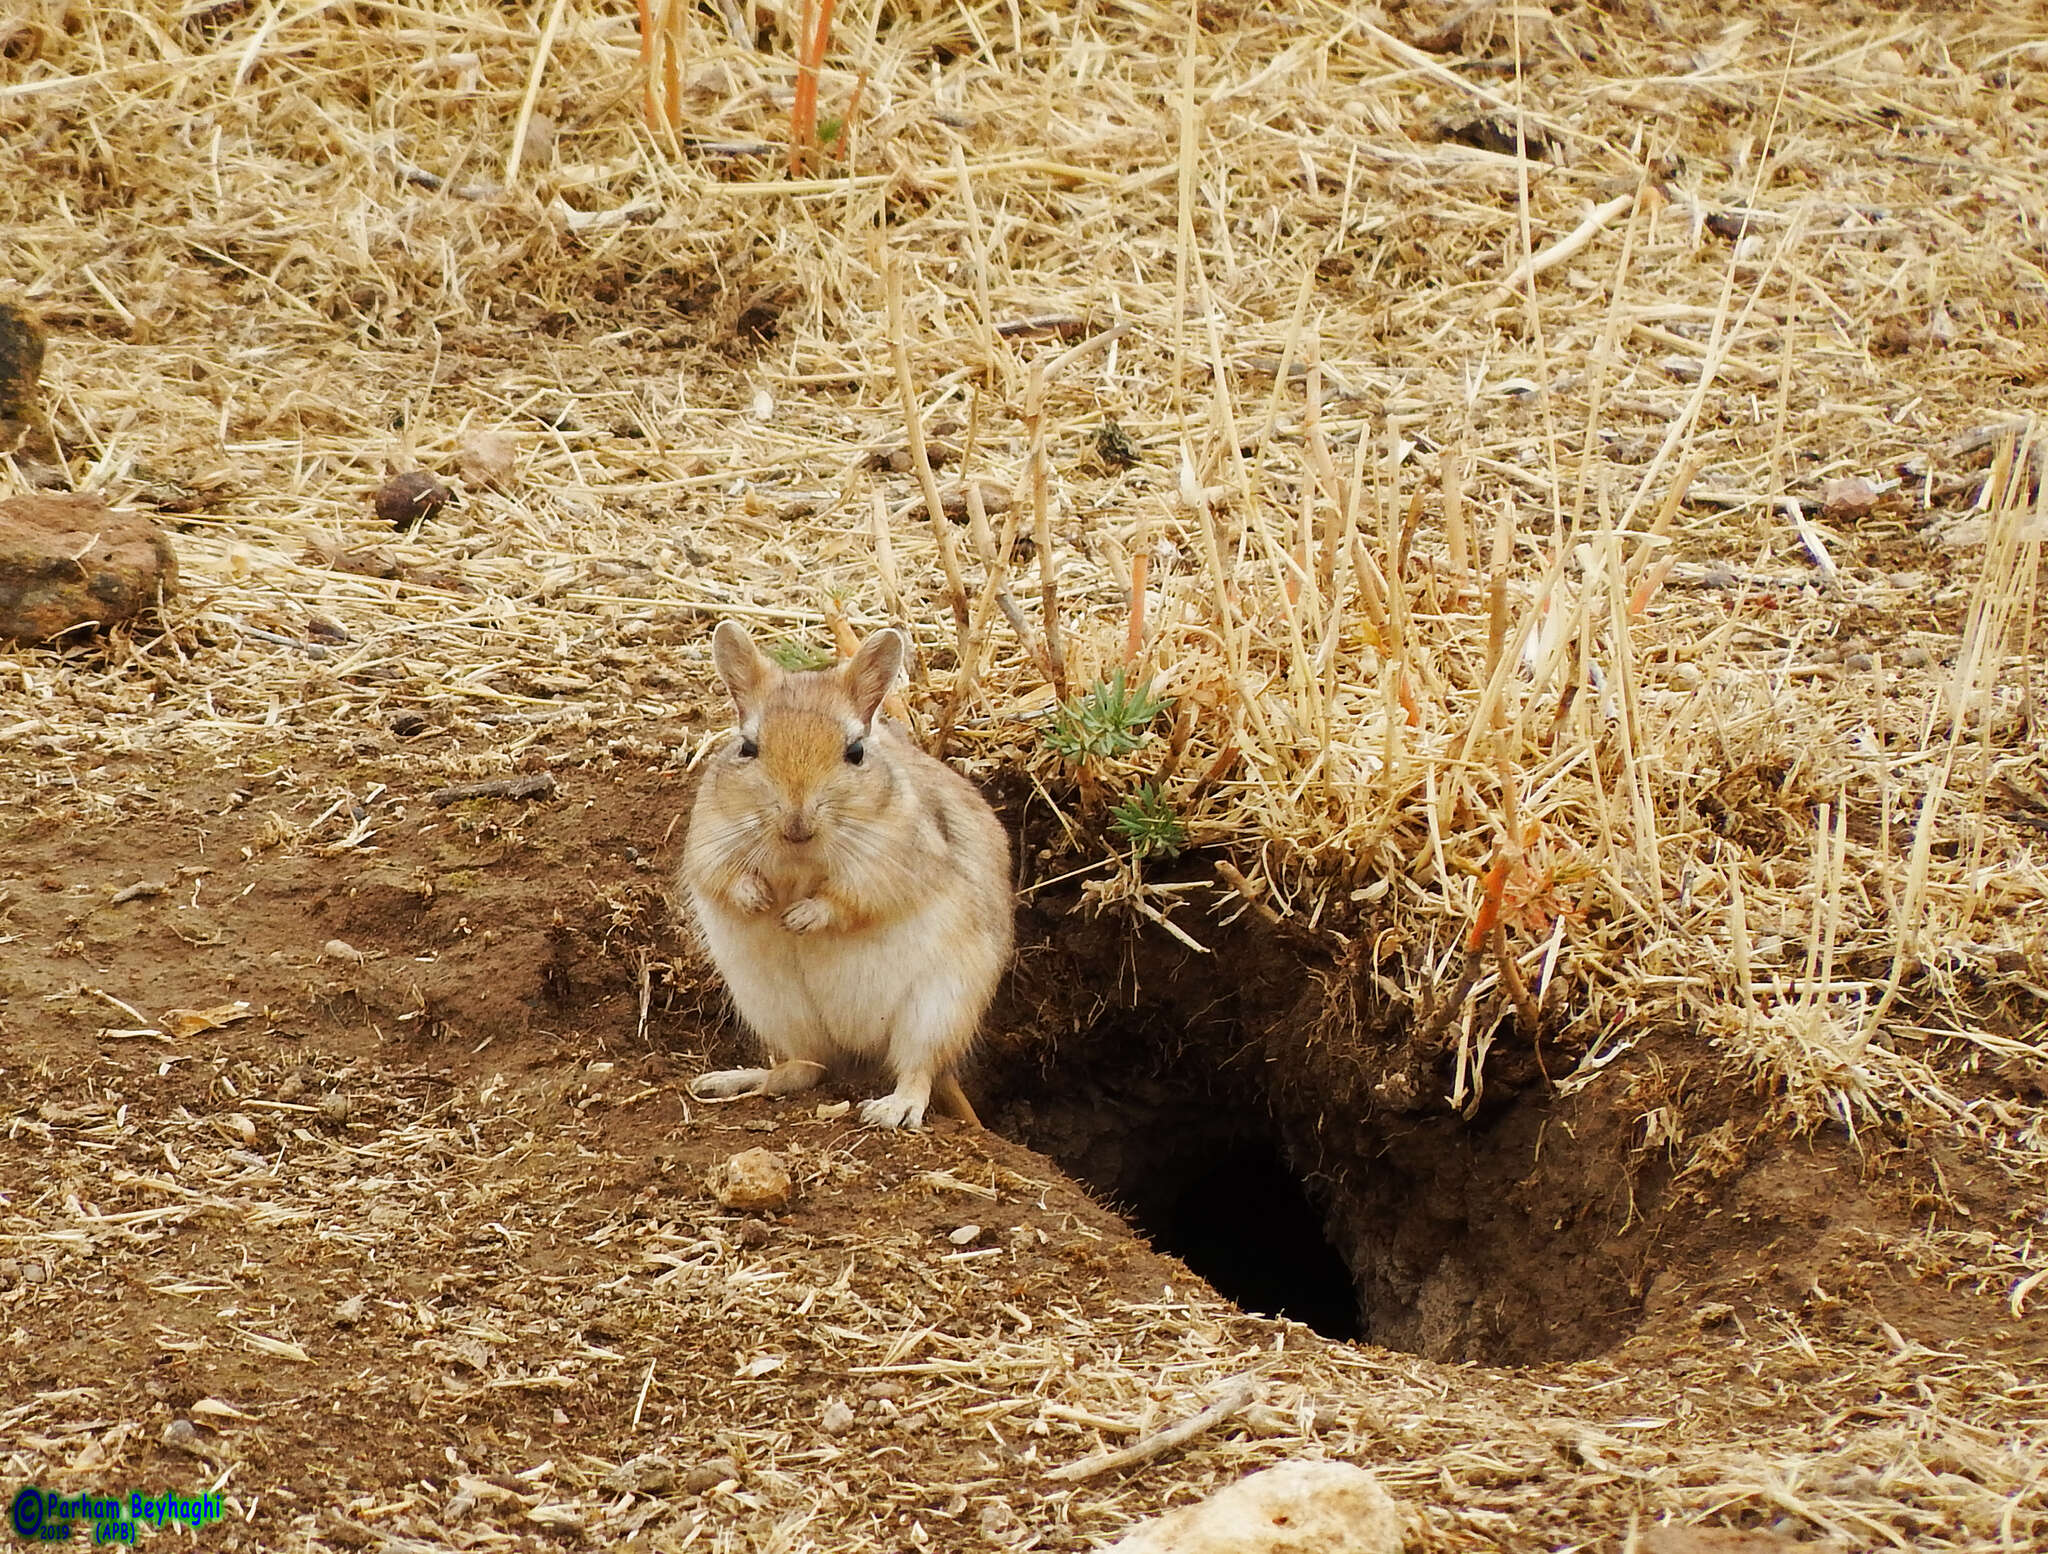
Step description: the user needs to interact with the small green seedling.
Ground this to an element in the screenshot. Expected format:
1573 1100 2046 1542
763 636 834 671
1044 668 1169 764
1109 783 1187 860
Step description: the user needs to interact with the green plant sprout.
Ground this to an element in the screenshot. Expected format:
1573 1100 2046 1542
762 636 834 671
1044 668 1169 764
1108 783 1187 860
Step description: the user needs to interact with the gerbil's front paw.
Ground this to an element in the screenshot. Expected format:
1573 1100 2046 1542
731 874 774 915
859 1094 927 1130
781 896 834 935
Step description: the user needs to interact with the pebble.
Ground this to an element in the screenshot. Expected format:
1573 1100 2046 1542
1821 475 1881 516
373 469 454 529
1107 1461 1401 1554
681 1457 740 1494
947 1224 983 1246
333 1294 367 1327
160 1419 214 1461
319 1093 350 1124
605 1453 676 1495
820 1398 856 1435
714 1148 792 1212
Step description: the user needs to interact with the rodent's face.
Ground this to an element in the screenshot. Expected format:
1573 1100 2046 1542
719 690 881 846
700 621 905 853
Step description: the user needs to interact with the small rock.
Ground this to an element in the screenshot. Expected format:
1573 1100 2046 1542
19 1259 47 1286
322 938 366 963
1899 645 1933 669
730 1219 773 1249
714 1147 792 1212
1107 1461 1402 1554
0 494 179 646
606 1452 677 1495
161 1419 216 1461
458 431 518 492
518 112 558 165
0 301 47 430
0 303 59 480
820 1398 856 1435
0 1258 20 1284
863 1380 909 1402
390 709 431 737
373 469 454 529
319 1093 350 1124
333 1294 367 1327
947 1224 983 1246
1820 475 1881 518
681 1456 740 1494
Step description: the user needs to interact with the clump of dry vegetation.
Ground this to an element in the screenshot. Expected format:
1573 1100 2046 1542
3 0 2046 1548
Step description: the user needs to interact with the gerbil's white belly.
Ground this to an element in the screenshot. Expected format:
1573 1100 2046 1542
691 897 939 1064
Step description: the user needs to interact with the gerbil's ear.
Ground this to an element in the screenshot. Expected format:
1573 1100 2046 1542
846 628 905 726
710 620 773 714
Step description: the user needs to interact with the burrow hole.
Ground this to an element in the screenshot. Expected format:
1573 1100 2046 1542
987 928 1643 1364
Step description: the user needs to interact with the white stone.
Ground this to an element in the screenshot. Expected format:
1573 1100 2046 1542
1107 1462 1401 1554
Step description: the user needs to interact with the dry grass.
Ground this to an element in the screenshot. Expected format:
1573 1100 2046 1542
3 0 2047 1548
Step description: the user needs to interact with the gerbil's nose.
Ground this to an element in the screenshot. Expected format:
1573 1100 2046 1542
780 811 815 844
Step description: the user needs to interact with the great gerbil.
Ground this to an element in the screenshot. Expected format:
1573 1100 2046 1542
680 621 1012 1129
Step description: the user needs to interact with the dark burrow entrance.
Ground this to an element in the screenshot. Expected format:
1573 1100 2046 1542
985 907 1666 1364
1127 1131 1363 1341
986 1054 1380 1346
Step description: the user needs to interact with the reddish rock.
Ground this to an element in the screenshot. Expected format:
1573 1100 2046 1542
0 493 178 645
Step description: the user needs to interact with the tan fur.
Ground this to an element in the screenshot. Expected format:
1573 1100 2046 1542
681 621 1012 1130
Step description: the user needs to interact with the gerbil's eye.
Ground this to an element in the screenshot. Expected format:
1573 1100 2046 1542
844 738 865 766
738 736 759 759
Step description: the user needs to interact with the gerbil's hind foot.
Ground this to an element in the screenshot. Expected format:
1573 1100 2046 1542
689 1067 773 1100
690 1060 827 1102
